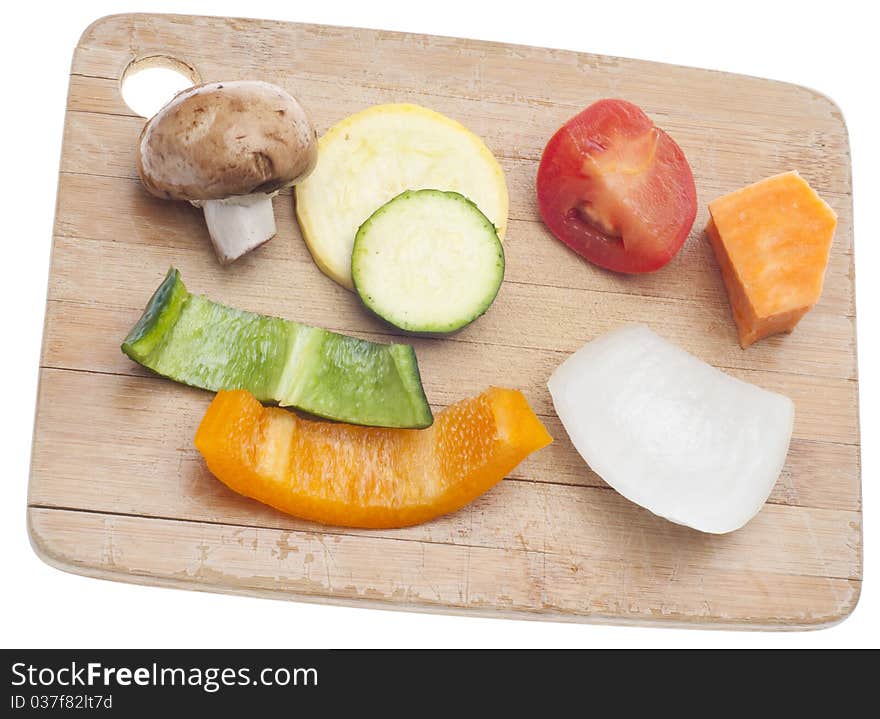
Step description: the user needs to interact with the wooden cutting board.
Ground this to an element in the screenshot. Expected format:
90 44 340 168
29 12 861 629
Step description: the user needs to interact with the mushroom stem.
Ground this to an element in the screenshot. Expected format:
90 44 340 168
202 193 277 264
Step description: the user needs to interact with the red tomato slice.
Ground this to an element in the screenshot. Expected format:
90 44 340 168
536 99 697 273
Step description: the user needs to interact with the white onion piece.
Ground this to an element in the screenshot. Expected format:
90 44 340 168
547 325 794 534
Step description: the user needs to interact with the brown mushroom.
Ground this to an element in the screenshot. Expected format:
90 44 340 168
137 80 317 264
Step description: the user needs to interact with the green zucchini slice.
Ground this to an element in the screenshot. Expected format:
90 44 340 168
352 189 505 334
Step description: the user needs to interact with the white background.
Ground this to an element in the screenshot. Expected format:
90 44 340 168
1 0 875 648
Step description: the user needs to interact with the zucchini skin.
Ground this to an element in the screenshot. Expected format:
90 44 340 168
121 268 433 428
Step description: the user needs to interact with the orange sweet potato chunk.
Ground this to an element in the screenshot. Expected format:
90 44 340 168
706 171 837 348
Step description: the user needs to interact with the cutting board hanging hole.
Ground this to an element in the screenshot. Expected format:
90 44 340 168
120 55 200 118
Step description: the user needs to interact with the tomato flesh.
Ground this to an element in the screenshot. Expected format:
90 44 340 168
536 99 697 273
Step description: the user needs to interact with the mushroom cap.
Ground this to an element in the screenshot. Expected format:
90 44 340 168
137 80 317 202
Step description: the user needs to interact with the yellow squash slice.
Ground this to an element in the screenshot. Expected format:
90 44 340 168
294 103 509 289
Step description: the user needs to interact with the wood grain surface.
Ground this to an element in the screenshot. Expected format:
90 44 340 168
28 12 861 628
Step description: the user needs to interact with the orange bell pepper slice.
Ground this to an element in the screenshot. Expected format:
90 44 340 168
195 387 552 528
